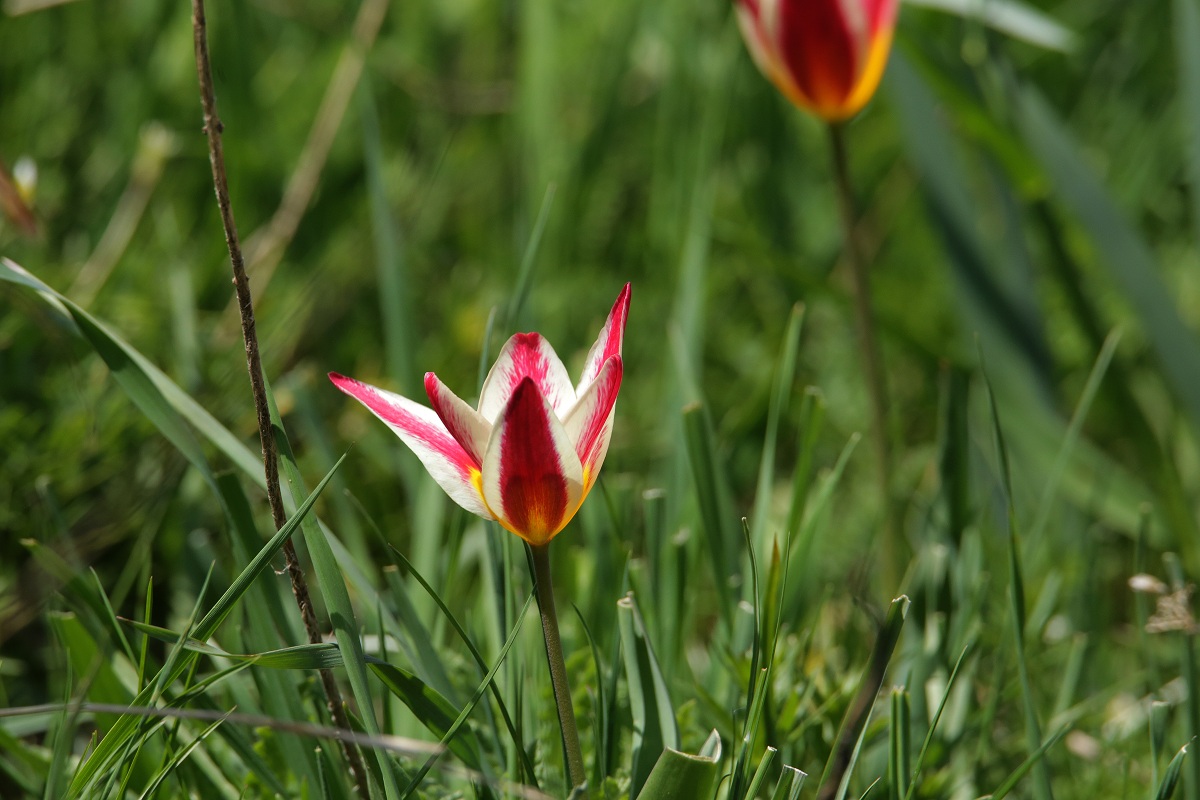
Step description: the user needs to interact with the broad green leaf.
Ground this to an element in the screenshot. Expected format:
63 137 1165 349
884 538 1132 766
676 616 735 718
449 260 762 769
1016 90 1200 440
904 0 1076 51
1175 0 1200 248
0 258 262 485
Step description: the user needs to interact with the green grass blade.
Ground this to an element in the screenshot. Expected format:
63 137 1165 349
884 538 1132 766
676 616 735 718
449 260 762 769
359 81 415 396
981 350 1054 800
751 304 805 551
618 591 680 799
122 620 347 669
743 745 778 800
784 388 827 552
903 646 970 800
135 713 229 800
818 595 910 799
368 661 485 770
1155 741 1190 800
769 766 807 800
903 0 1075 51
266 382 399 800
887 688 910 800
385 543 537 785
1027 329 1120 544
194 455 345 641
506 182 557 330
988 725 1070 800
682 401 738 624
400 592 534 798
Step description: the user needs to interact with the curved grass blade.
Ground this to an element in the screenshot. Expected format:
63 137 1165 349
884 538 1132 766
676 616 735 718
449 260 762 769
400 592 534 798
121 620 346 669
135 712 229 800
386 543 537 785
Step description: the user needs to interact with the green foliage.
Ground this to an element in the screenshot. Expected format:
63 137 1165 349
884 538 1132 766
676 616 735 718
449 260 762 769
3 0 1200 798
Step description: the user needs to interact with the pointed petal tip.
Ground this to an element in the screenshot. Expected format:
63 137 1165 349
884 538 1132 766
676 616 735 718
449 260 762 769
329 372 356 391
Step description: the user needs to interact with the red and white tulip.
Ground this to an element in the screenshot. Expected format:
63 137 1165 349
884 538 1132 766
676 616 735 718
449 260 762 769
331 284 630 546
736 0 899 121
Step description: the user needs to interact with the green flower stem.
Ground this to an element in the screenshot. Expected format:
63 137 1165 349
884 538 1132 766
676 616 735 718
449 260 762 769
827 121 903 591
530 543 587 795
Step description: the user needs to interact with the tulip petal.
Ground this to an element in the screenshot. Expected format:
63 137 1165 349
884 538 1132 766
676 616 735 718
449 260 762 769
864 0 899 34
479 332 575 422
329 372 490 518
777 0 868 116
481 377 584 546
842 0 898 117
562 356 623 492
576 283 631 395
735 0 778 81
425 372 491 465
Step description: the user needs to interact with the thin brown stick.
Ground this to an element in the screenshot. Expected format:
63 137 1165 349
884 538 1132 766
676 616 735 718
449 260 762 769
190 2 370 796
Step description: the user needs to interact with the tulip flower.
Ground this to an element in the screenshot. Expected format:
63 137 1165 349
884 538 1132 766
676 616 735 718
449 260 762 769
330 283 630 546
736 0 899 121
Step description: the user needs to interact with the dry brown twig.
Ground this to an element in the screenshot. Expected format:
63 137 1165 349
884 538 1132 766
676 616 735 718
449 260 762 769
190 0 371 795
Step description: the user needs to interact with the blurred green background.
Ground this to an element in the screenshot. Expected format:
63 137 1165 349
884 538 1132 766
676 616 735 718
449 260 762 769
3 0 1200 796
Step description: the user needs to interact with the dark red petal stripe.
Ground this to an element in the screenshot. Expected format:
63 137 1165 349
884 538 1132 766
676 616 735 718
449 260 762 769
598 284 631 366
575 357 623 467
497 378 570 540
778 0 860 108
